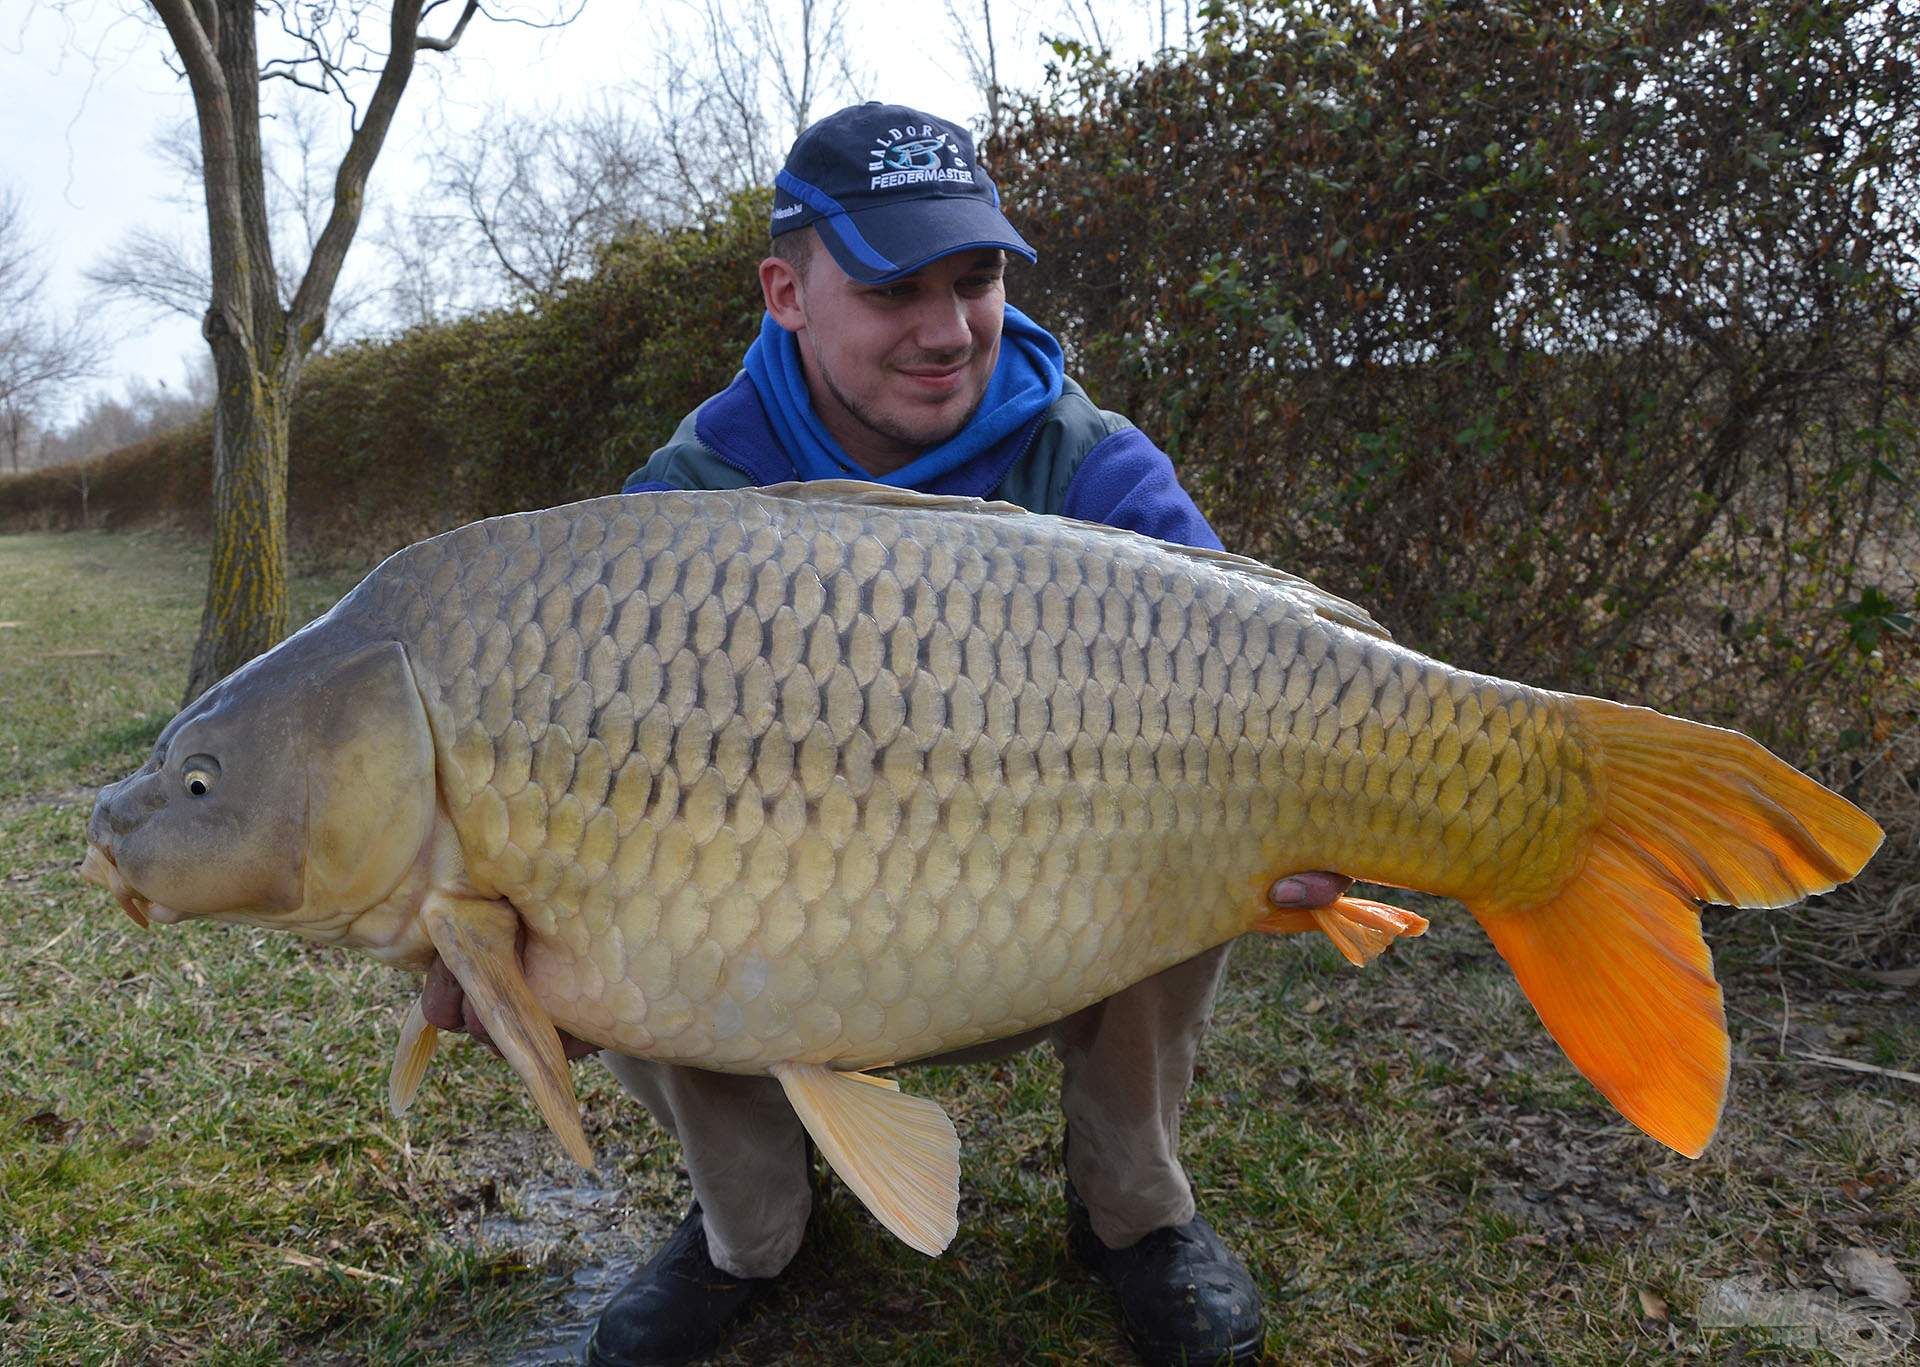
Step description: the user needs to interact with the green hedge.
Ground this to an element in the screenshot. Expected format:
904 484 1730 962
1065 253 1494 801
0 194 770 553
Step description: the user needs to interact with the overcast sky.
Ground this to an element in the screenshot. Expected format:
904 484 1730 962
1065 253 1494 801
2 1 1162 422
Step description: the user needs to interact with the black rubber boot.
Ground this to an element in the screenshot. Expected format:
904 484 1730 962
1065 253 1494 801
583 1202 773 1367
1066 1179 1265 1366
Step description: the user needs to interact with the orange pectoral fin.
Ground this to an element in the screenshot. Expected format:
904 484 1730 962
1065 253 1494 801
1256 895 1429 966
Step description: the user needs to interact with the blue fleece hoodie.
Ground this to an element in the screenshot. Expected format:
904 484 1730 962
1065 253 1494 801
621 313 1222 553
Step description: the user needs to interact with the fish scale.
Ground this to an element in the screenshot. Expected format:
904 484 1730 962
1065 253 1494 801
337 487 1578 1073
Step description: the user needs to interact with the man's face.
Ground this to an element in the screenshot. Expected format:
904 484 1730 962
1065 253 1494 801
762 240 1008 475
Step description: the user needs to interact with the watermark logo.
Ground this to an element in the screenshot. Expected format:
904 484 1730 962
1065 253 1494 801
1698 1274 1914 1362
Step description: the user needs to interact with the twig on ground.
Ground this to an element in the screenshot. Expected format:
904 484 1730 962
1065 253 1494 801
1784 941 1920 988
260 1245 404 1286
1773 925 1791 1057
1794 1051 1920 1086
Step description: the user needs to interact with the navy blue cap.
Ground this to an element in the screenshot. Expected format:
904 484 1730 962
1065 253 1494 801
771 102 1036 284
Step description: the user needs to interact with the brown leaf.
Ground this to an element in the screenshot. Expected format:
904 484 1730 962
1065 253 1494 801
1637 1287 1669 1321
19 1109 77 1142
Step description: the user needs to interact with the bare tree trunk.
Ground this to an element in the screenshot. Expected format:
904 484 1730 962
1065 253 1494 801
186 345 292 693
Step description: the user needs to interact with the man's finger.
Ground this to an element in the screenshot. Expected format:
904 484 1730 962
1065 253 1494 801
420 956 467 1032
422 951 595 1061
1268 871 1354 908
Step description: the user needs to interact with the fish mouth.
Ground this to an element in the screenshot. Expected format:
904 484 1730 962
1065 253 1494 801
80 843 155 929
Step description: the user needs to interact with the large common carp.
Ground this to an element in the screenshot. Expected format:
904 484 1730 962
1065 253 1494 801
82 483 1882 1255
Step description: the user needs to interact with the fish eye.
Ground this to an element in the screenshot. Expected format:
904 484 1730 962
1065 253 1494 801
182 755 221 797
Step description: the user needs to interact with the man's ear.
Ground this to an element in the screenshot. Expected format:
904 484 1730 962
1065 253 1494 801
760 254 806 332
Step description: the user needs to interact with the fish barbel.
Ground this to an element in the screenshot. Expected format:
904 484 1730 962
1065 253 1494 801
82 482 1882 1255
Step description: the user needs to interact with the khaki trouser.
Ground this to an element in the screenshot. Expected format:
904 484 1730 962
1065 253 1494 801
600 942 1233 1278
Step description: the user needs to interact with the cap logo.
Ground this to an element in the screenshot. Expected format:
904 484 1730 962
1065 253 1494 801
866 123 973 192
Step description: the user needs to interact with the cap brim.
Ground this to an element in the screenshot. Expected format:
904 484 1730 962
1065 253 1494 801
812 195 1036 284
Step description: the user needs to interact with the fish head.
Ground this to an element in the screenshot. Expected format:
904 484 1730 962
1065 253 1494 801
83 635 438 940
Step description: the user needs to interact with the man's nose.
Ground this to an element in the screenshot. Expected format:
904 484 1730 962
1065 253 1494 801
912 290 972 354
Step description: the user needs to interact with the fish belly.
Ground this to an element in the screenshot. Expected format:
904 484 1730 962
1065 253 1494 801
360 490 1594 1073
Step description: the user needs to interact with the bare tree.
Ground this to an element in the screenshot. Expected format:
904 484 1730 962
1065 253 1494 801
85 222 212 321
394 0 866 313
642 0 862 222
943 0 1014 145
88 108 377 347
23 361 213 472
427 99 671 298
746 0 859 141
82 120 212 322
144 0 578 703
0 188 105 474
644 49 771 224
370 201 484 327
1057 0 1110 54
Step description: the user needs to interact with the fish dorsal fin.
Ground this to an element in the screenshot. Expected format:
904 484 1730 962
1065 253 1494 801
389 997 441 1116
753 479 1031 517
770 1061 960 1257
746 480 1391 641
422 892 594 1169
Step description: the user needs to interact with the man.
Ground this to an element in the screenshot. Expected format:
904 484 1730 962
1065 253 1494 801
425 102 1349 1366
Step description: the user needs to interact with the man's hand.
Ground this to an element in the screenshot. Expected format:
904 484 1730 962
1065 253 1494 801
1267 871 1353 908
419 925 599 1061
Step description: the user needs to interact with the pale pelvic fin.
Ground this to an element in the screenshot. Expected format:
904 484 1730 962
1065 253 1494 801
770 1062 959 1258
389 996 441 1117
423 893 594 1169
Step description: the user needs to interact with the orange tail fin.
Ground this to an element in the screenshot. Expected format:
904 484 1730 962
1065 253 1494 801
1473 698 1883 1158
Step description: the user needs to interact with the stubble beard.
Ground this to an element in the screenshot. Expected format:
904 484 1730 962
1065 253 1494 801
814 346 988 464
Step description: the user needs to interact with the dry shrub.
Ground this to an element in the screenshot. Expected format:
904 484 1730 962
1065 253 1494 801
997 0 1920 945
0 421 211 534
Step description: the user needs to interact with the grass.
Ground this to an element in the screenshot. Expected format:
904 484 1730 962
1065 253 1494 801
3 527 1916 1363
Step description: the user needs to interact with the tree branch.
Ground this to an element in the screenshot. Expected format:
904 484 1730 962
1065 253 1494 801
260 65 332 96
415 0 479 52
287 0 435 354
